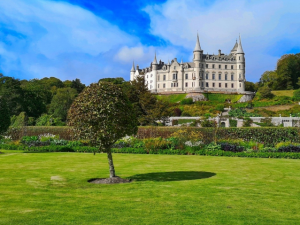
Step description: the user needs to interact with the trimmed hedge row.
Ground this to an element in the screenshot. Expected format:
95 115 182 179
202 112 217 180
2 145 300 159
6 126 300 147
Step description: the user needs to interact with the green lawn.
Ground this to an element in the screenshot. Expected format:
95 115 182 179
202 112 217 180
272 90 295 97
1 151 300 224
156 94 187 103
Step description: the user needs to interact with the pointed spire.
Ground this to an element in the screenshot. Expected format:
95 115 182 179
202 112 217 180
194 33 201 51
181 58 183 64
168 59 170 65
152 51 158 64
131 61 135 72
236 34 244 54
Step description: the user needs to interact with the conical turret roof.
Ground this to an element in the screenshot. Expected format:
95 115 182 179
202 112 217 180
152 51 158 64
131 61 135 72
236 35 244 54
194 33 201 51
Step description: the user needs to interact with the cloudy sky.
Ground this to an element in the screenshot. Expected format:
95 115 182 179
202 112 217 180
0 0 300 84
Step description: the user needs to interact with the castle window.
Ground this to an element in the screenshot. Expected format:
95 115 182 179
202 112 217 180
201 64 204 68
185 82 188 87
239 83 241 88
239 74 241 79
147 75 148 78
225 83 228 88
185 74 188 79
163 83 166 88
206 82 209 87
231 75 234 80
231 65 233 69
212 74 215 80
158 84 159 88
219 65 221 69
212 64 215 69
225 65 227 69
213 83 215 87
201 82 204 87
231 83 234 88
171 83 173 87
151 74 153 77
174 66 176 69
239 56 241 60
173 74 177 80
239 65 241 69
219 83 221 88
150 85 152 89
158 75 160 81
225 74 227 80
219 74 221 80
206 64 208 68
163 75 166 81
206 74 209 79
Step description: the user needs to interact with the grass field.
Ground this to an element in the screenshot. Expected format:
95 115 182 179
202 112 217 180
156 94 187 103
1 151 300 224
272 90 295 97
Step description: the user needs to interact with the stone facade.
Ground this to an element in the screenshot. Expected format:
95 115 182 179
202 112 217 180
131 34 248 94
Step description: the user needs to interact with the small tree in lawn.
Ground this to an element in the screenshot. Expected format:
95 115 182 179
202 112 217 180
67 82 138 178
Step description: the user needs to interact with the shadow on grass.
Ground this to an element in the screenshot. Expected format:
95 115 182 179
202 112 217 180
129 171 216 182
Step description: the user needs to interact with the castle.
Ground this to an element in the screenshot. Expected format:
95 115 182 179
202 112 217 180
130 34 246 94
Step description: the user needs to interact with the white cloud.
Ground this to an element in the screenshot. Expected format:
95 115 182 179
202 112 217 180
143 0 300 82
0 0 139 83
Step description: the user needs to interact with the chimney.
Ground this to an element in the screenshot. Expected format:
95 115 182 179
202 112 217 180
218 49 221 56
136 65 139 70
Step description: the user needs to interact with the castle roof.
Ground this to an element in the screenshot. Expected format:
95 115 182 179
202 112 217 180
236 35 244 54
152 52 158 64
194 33 201 51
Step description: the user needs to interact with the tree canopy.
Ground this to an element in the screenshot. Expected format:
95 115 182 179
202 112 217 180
0 96 10 134
68 82 138 178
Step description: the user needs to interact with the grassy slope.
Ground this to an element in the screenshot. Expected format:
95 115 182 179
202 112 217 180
205 93 243 103
156 94 187 103
1 152 300 224
272 90 294 97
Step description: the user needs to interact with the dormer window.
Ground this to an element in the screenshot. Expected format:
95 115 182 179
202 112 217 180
174 66 176 69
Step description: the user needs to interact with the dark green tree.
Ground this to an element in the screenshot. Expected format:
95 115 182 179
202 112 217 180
0 96 10 134
98 77 125 85
71 78 86 93
257 86 274 99
68 82 138 178
49 88 78 121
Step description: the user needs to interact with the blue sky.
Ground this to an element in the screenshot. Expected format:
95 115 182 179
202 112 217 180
0 0 300 84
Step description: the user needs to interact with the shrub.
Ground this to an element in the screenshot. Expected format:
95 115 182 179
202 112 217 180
180 98 194 105
293 89 300 101
258 86 274 99
174 108 182 116
181 111 191 116
229 119 237 127
243 117 253 127
201 119 215 127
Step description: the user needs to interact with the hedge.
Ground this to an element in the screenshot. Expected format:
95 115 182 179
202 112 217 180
6 126 300 147
2 145 300 159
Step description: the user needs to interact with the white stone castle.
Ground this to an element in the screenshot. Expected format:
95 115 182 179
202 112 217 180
130 34 246 94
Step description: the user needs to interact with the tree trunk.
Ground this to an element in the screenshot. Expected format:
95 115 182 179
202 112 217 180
106 149 116 178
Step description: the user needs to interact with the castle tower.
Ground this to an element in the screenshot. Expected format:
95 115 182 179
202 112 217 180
193 33 202 90
130 61 135 81
151 52 158 93
236 35 245 92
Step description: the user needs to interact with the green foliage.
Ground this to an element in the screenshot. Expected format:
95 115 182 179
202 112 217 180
68 82 139 151
204 93 243 103
0 96 10 134
178 119 196 124
181 111 191 116
49 87 78 121
11 112 27 127
35 114 65 126
242 117 253 127
200 119 215 127
229 119 237 127
293 89 300 101
229 108 261 117
257 86 274 99
180 98 194 105
98 77 125 85
245 81 258 92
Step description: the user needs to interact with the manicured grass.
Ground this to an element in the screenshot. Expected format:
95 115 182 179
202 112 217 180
156 94 187 103
272 90 294 97
178 119 196 124
204 93 243 103
1 152 300 224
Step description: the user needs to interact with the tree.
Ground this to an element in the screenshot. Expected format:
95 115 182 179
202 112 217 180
0 96 10 134
293 89 300 101
68 82 138 178
257 86 274 99
71 79 86 93
99 77 125 85
258 71 278 89
49 88 78 121
245 81 257 92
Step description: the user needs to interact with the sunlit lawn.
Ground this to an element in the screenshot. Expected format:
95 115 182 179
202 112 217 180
1 151 300 224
